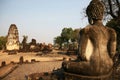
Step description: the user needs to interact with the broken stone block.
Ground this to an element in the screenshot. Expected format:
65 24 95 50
31 59 36 63
19 56 24 64
1 61 6 67
8 50 17 55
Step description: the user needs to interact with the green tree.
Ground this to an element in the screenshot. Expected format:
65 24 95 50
54 36 63 49
54 27 80 50
0 36 7 50
71 28 81 42
61 28 74 43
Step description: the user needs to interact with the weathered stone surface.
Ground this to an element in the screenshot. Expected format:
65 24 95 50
6 24 20 51
86 0 104 25
62 0 117 78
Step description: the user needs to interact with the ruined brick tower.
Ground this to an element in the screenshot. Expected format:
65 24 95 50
6 24 20 50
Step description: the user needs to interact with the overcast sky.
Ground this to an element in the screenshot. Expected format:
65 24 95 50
0 0 91 44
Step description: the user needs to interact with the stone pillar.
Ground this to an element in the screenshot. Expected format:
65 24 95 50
19 56 24 64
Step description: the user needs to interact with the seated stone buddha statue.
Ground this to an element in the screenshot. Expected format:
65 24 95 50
62 0 117 76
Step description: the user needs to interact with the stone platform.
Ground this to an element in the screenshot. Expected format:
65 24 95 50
64 72 112 80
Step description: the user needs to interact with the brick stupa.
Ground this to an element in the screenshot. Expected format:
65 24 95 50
6 24 20 51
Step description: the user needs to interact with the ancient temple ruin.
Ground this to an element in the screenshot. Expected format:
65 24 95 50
6 24 20 51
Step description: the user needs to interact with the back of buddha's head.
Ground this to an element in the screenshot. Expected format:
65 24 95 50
86 0 105 24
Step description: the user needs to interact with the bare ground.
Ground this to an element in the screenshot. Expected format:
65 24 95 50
2 61 62 80
0 51 70 65
1 51 119 80
0 51 69 80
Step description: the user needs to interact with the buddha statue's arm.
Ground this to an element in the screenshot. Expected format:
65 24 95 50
109 29 117 59
78 29 89 61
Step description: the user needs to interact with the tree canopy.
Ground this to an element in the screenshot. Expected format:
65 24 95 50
102 0 120 20
54 27 80 49
61 28 74 43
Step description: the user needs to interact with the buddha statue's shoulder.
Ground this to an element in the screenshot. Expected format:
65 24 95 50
80 25 94 33
105 26 116 36
80 25 96 37
80 26 90 35
103 26 116 33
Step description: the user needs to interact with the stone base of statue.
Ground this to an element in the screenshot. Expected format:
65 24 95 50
64 71 112 80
